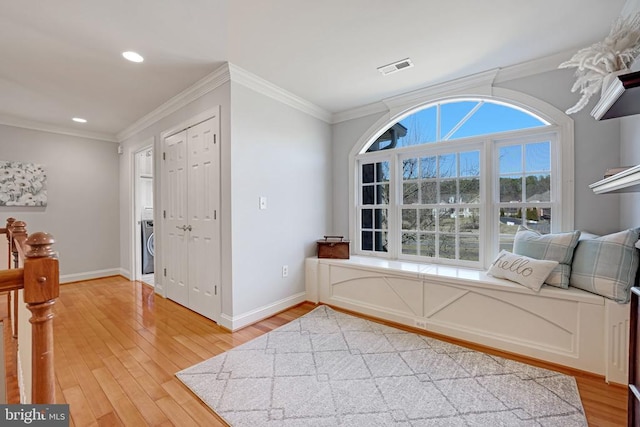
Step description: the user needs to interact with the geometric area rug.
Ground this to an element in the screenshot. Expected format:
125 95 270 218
177 305 587 426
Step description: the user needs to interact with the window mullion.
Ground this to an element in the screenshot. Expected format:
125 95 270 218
390 153 399 259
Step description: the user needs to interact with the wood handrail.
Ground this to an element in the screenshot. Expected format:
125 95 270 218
0 218 59 404
0 269 24 291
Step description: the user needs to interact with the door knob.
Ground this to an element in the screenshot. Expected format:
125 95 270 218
176 225 187 231
186 225 192 232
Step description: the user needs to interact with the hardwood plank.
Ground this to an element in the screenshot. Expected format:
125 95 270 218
101 355 168 425
92 366 148 426
62 385 97 427
155 396 200 426
96 412 123 427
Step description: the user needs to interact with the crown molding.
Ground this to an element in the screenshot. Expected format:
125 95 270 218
331 69 499 124
331 101 387 124
493 49 574 84
383 69 499 114
228 64 332 123
331 50 574 124
116 63 231 142
0 114 117 142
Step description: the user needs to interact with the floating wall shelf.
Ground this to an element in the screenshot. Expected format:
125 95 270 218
592 71 640 120
590 164 640 194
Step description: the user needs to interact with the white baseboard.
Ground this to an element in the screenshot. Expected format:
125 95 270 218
220 291 307 331
60 268 122 284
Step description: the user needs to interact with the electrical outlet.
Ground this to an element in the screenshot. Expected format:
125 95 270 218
415 320 427 329
282 265 288 277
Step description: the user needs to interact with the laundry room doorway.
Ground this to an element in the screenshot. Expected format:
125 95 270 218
134 144 155 286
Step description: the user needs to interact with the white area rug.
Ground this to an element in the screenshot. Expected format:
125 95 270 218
177 305 587 426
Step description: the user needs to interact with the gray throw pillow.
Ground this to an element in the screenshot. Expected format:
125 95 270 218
513 226 581 289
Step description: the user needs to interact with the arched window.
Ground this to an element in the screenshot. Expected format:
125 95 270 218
355 97 570 268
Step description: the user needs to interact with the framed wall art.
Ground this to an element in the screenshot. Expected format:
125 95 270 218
0 160 47 207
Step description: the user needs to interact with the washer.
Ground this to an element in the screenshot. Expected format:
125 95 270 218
141 220 154 274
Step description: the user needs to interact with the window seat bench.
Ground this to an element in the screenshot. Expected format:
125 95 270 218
305 256 630 384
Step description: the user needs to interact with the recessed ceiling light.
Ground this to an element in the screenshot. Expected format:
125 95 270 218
72 117 87 123
377 58 414 76
122 51 144 63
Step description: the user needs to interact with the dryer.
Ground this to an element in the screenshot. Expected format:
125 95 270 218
141 220 154 274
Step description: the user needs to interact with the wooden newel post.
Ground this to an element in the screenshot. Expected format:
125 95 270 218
24 232 59 404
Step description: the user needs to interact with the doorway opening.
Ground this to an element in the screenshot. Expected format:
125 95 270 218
134 145 154 286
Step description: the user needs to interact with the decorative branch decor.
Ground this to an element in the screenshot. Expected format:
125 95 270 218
559 13 640 114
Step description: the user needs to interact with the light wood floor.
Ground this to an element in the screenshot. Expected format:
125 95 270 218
2 276 628 426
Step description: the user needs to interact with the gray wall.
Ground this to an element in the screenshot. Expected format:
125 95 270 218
0 124 120 277
331 68 623 239
332 112 385 235
119 81 232 311
230 82 332 315
120 78 332 320
620 115 640 229
498 68 621 234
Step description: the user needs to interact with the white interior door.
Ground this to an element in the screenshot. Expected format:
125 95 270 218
187 117 221 319
162 111 221 322
164 130 189 306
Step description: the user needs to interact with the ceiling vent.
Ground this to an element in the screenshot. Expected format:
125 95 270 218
377 58 414 76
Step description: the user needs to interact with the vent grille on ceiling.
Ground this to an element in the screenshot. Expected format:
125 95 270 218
377 58 414 76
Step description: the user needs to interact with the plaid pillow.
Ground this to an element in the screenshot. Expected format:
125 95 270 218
513 226 581 289
570 229 640 303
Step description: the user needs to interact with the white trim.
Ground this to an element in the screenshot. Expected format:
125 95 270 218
159 106 220 140
117 64 230 141
333 50 575 124
219 292 308 331
131 139 155 284
228 64 332 123
117 62 333 142
119 268 132 280
0 114 117 142
591 71 627 120
590 164 640 194
493 50 574 85
383 69 499 116
348 89 575 268
331 101 388 124
60 268 122 284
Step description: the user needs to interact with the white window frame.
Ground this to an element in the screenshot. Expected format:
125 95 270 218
349 90 574 269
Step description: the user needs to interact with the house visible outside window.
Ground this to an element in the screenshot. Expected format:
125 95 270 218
355 98 564 268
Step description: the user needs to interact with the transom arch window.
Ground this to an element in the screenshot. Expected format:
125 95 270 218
355 96 567 268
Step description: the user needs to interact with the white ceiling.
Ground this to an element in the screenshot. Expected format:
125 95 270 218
0 0 628 140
